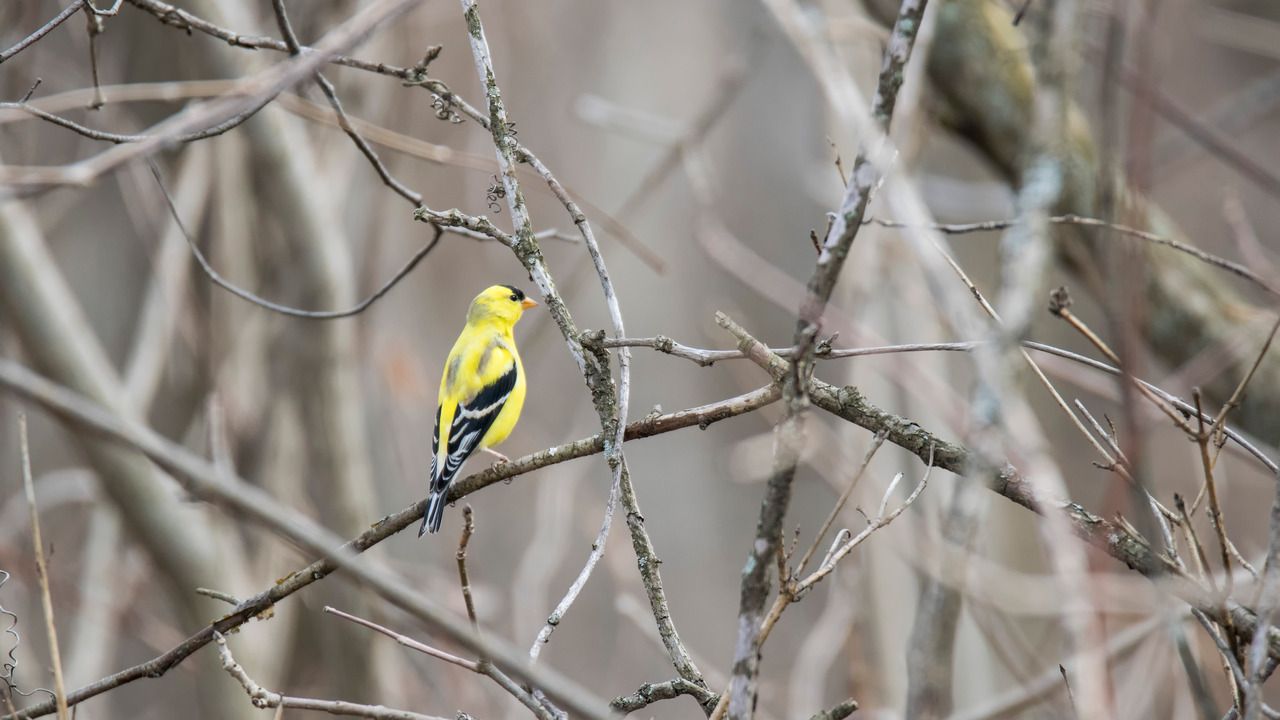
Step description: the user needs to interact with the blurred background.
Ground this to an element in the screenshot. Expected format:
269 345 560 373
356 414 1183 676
2 0 1280 718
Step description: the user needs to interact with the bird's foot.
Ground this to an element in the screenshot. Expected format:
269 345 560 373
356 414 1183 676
481 447 510 464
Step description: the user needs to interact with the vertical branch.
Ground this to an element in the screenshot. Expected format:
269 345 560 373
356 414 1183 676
723 1 930 717
904 481 982 719
456 506 479 634
19 414 69 720
456 3 702 698
991 0 1116 716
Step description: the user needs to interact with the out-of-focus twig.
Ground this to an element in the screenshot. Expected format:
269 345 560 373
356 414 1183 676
324 607 477 672
807 699 858 720
865 215 1279 297
19 415 69 720
0 0 424 198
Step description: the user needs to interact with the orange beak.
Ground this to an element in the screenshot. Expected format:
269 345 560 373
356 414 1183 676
520 298 539 310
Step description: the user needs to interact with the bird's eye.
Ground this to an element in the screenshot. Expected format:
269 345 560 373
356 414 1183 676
510 294 518 302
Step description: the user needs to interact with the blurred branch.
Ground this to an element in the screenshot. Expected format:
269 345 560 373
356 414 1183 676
866 215 1279 297
0 355 773 720
18 415 68 720
1248 470 1280 718
1153 68 1280 172
709 311 1280 666
861 0 1280 443
213 632 448 720
122 144 209 405
0 149 230 650
952 614 1165 720
905 482 982 719
807 699 858 720
0 0 424 198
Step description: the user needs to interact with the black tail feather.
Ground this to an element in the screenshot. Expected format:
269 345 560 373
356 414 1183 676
421 490 447 536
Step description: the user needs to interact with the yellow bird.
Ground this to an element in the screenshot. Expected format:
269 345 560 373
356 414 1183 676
421 284 538 535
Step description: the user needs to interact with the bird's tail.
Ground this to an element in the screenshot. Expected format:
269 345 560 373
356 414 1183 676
422 425 448 532
420 454 447 536
420 489 447 536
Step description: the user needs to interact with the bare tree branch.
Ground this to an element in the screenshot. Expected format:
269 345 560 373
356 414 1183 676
610 679 718 715
213 632 449 720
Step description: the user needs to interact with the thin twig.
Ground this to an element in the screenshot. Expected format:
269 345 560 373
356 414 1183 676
1194 388 1240 662
213 631 449 720
794 431 888 576
0 90 277 144
323 607 478 672
1194 609 1247 713
867 214 1280 297
148 159 443 319
605 333 1277 473
19 414 69 720
268 0 423 208
1051 288 1194 433
1209 315 1280 467
194 588 240 606
0 1 87 65
2 0 425 199
456 506 479 630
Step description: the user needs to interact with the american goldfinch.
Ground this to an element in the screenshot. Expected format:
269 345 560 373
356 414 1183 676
421 284 538 535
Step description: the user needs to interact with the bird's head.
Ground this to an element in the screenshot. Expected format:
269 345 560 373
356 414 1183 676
466 284 538 327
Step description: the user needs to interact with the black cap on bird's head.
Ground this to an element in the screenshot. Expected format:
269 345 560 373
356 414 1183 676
502 285 525 301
